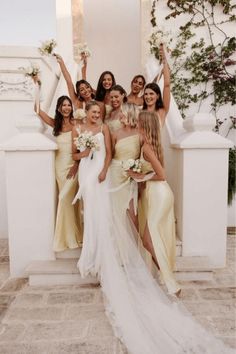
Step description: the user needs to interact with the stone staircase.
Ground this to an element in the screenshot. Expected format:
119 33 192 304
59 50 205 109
24 238 213 286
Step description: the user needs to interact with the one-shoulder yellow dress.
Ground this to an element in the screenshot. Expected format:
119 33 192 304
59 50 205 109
53 131 83 252
139 153 180 294
110 134 140 259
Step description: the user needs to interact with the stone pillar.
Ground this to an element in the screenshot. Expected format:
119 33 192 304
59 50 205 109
71 0 84 63
0 114 57 277
55 0 74 61
172 113 233 268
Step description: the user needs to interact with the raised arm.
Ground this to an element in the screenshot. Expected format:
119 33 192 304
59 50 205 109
159 45 171 125
98 124 112 182
80 54 87 81
34 103 54 127
55 54 79 107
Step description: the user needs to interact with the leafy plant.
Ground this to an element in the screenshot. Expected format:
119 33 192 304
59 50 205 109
149 0 236 205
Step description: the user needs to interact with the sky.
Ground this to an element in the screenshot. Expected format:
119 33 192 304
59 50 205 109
0 0 56 46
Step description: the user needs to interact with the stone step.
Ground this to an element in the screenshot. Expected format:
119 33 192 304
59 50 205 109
24 259 98 286
55 248 81 259
55 238 182 259
25 254 213 286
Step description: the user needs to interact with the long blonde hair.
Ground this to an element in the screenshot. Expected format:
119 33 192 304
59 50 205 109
138 111 164 166
121 102 139 128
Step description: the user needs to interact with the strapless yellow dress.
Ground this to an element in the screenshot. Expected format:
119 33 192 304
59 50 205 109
110 134 140 259
54 131 83 252
139 156 180 294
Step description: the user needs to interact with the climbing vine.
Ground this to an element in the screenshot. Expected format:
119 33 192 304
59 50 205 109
149 0 236 205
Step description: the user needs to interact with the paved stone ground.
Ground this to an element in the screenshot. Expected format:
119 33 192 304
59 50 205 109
0 235 235 354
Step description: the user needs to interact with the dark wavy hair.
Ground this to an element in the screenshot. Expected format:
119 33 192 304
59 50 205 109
143 83 164 110
110 84 128 103
95 71 116 102
53 96 73 136
131 74 146 87
75 79 95 101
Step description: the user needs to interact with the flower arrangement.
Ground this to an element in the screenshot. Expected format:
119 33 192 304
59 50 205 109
74 130 100 153
19 62 40 79
38 39 57 56
149 27 173 61
73 109 87 121
77 42 91 59
122 159 142 173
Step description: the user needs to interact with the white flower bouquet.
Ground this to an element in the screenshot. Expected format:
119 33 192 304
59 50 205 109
38 39 57 56
74 130 100 154
77 42 91 58
19 62 40 79
149 27 173 61
74 109 87 121
122 159 142 173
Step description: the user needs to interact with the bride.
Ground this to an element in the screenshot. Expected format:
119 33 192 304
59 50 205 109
72 100 233 354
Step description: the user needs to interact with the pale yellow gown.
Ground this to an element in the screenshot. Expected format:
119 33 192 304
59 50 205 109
138 153 180 294
53 131 83 252
105 105 122 133
110 134 140 259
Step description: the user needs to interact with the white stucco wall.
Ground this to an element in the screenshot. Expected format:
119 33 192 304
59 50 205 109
83 0 142 92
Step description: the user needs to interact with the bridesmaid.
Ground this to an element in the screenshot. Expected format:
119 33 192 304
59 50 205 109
110 103 141 258
143 45 170 127
55 54 105 120
105 84 127 133
35 94 83 251
95 71 116 119
128 111 181 296
127 75 146 107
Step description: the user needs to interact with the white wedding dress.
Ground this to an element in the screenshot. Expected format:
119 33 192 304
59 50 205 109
73 132 233 354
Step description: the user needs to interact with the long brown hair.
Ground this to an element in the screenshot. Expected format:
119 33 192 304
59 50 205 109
138 111 164 166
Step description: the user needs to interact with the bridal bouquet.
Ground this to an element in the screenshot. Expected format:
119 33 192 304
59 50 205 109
38 39 57 56
74 130 100 153
19 62 40 79
149 27 173 61
122 159 142 173
74 109 87 121
77 42 91 58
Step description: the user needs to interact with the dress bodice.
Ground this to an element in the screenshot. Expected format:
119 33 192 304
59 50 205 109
113 135 140 161
56 131 73 156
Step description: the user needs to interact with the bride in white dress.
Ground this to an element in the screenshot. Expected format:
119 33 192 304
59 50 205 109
72 101 233 354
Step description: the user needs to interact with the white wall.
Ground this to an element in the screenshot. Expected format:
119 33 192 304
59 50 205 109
83 0 142 92
0 0 56 46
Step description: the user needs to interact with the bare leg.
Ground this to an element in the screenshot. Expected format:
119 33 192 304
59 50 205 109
142 223 160 270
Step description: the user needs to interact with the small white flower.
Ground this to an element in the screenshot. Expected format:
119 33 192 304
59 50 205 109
74 109 86 120
38 39 57 56
77 43 91 58
74 130 100 152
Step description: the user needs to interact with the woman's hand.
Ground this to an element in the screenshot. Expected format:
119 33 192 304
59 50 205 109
67 162 79 179
98 169 106 183
82 148 91 158
159 44 167 64
127 170 146 180
54 53 63 65
32 74 41 86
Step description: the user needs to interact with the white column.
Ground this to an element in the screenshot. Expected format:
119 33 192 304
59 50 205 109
55 0 73 61
172 113 233 268
0 114 57 277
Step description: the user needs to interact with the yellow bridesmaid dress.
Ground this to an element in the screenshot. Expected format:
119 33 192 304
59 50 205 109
139 153 180 294
110 134 140 259
53 131 83 252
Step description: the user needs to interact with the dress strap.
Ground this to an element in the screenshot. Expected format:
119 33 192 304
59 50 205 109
100 123 103 132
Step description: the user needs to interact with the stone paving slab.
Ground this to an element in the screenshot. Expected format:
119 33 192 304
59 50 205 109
0 235 235 353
